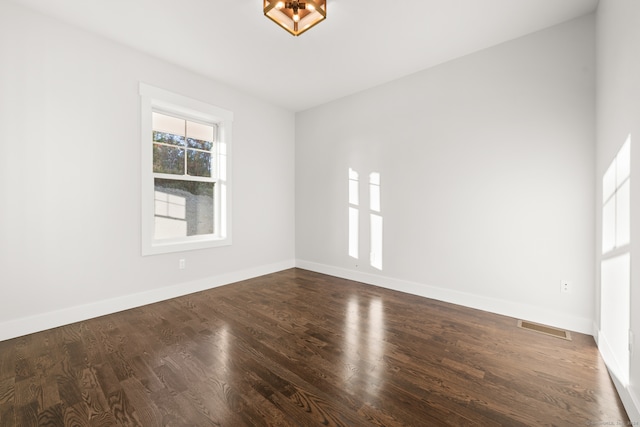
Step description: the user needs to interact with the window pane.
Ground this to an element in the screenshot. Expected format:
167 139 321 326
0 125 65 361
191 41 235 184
153 144 185 174
153 112 185 136
187 150 212 177
154 178 214 239
187 137 213 151
154 131 185 147
187 120 215 143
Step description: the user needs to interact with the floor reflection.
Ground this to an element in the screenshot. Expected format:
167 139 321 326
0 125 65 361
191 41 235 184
344 297 360 392
343 296 385 398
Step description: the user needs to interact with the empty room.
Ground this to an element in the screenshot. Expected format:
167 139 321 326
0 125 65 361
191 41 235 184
1 0 639 425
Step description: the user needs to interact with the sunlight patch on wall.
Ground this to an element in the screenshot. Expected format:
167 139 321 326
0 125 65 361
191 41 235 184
601 253 630 385
600 134 631 386
369 172 383 270
370 214 383 270
344 297 360 392
602 135 630 253
349 168 359 259
347 168 384 270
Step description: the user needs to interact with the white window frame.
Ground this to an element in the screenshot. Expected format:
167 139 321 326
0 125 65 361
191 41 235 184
139 83 233 255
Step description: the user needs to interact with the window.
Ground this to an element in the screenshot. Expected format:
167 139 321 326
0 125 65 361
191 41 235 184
140 83 232 255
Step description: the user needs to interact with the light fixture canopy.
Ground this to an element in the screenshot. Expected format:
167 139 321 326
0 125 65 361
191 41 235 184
264 0 326 36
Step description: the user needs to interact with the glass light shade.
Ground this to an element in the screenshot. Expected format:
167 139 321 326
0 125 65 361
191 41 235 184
264 0 326 36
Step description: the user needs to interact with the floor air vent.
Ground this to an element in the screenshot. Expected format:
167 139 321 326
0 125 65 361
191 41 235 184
517 320 572 341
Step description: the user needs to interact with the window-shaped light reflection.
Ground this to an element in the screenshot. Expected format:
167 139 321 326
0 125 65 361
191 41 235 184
349 168 359 259
369 172 380 212
602 197 616 253
369 172 383 270
206 324 230 382
342 297 385 396
154 191 187 239
617 136 631 186
349 168 359 205
370 214 383 270
602 134 631 254
616 180 630 247
600 134 631 386
219 325 229 368
349 208 359 259
601 253 630 385
603 159 616 203
154 191 186 220
366 299 384 396
615 136 631 247
344 298 360 390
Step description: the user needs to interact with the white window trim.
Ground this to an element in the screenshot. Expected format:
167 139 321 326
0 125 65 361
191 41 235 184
139 82 233 256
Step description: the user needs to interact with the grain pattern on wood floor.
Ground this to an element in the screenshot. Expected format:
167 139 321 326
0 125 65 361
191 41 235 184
0 268 629 426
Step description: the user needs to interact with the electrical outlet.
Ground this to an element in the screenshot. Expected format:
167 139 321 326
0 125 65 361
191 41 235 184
561 280 571 293
179 259 186 270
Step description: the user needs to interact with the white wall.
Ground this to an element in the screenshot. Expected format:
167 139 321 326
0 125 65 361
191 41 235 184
596 0 640 421
0 2 295 340
296 15 596 334
4 6 637 418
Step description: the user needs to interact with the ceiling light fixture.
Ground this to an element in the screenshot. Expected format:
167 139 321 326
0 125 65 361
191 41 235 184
264 0 326 36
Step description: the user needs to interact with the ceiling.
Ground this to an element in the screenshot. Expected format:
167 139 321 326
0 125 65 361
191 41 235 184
9 0 599 112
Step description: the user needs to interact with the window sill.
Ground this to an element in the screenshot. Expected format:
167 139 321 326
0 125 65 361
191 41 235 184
142 235 232 256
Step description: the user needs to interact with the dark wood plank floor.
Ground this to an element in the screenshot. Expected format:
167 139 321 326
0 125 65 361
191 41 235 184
0 268 629 426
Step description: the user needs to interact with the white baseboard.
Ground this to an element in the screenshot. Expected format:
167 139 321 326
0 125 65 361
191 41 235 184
0 259 296 342
296 259 594 335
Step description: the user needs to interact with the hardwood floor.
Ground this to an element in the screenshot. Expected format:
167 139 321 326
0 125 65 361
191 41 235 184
0 268 629 426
